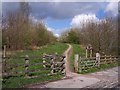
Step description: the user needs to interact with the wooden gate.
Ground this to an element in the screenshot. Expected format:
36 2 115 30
2 54 66 78
74 54 118 73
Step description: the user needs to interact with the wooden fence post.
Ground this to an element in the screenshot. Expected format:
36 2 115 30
114 57 117 63
86 48 88 58
104 55 107 64
96 53 100 66
43 54 46 68
51 57 55 74
3 45 6 58
74 54 79 73
25 55 30 78
63 56 67 76
90 49 92 58
61 56 66 75
3 45 7 76
110 55 112 63
79 56 82 73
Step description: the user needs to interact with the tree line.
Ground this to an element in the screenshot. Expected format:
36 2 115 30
60 18 118 55
2 2 118 55
2 2 57 50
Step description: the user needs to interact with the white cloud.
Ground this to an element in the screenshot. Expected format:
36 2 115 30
47 27 60 37
29 16 38 23
2 0 119 2
29 16 60 37
46 27 62 37
55 34 59 37
105 0 119 2
71 14 100 28
45 24 60 37
47 26 55 31
29 15 44 24
105 2 118 16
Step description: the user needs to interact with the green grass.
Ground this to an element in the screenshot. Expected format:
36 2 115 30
3 43 68 88
79 62 118 74
70 44 86 71
70 44 118 74
9 43 68 57
3 74 63 88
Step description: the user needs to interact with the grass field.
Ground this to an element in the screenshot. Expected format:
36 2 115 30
70 44 118 74
70 44 86 72
8 43 68 57
2 43 68 88
79 63 118 74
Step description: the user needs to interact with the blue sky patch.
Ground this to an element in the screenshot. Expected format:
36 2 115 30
2 2 117 36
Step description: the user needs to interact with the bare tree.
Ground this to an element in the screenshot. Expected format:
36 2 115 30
79 18 117 55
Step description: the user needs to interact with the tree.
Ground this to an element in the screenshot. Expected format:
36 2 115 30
35 22 57 46
2 2 31 50
59 29 80 44
2 2 58 50
67 29 80 44
59 30 69 43
78 18 117 55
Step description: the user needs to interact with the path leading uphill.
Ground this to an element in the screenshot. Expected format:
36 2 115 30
63 44 79 77
27 44 119 88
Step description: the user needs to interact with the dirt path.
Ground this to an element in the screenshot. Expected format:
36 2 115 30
63 44 79 77
27 44 119 88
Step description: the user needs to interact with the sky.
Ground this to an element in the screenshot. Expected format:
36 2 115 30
2 1 118 37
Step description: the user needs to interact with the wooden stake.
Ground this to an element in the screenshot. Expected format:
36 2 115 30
25 55 30 78
74 54 79 72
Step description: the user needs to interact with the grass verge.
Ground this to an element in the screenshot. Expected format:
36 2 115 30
79 62 118 74
70 44 118 74
8 43 68 57
2 43 68 88
70 44 85 72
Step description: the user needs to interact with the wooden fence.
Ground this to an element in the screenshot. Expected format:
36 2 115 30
2 54 66 78
42 54 66 75
74 54 118 73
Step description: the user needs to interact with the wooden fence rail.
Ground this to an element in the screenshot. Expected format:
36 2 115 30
2 54 66 78
74 54 119 73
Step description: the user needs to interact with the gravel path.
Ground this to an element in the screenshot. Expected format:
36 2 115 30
85 67 119 88
41 67 119 88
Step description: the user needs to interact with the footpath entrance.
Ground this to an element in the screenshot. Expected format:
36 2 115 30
26 44 119 88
